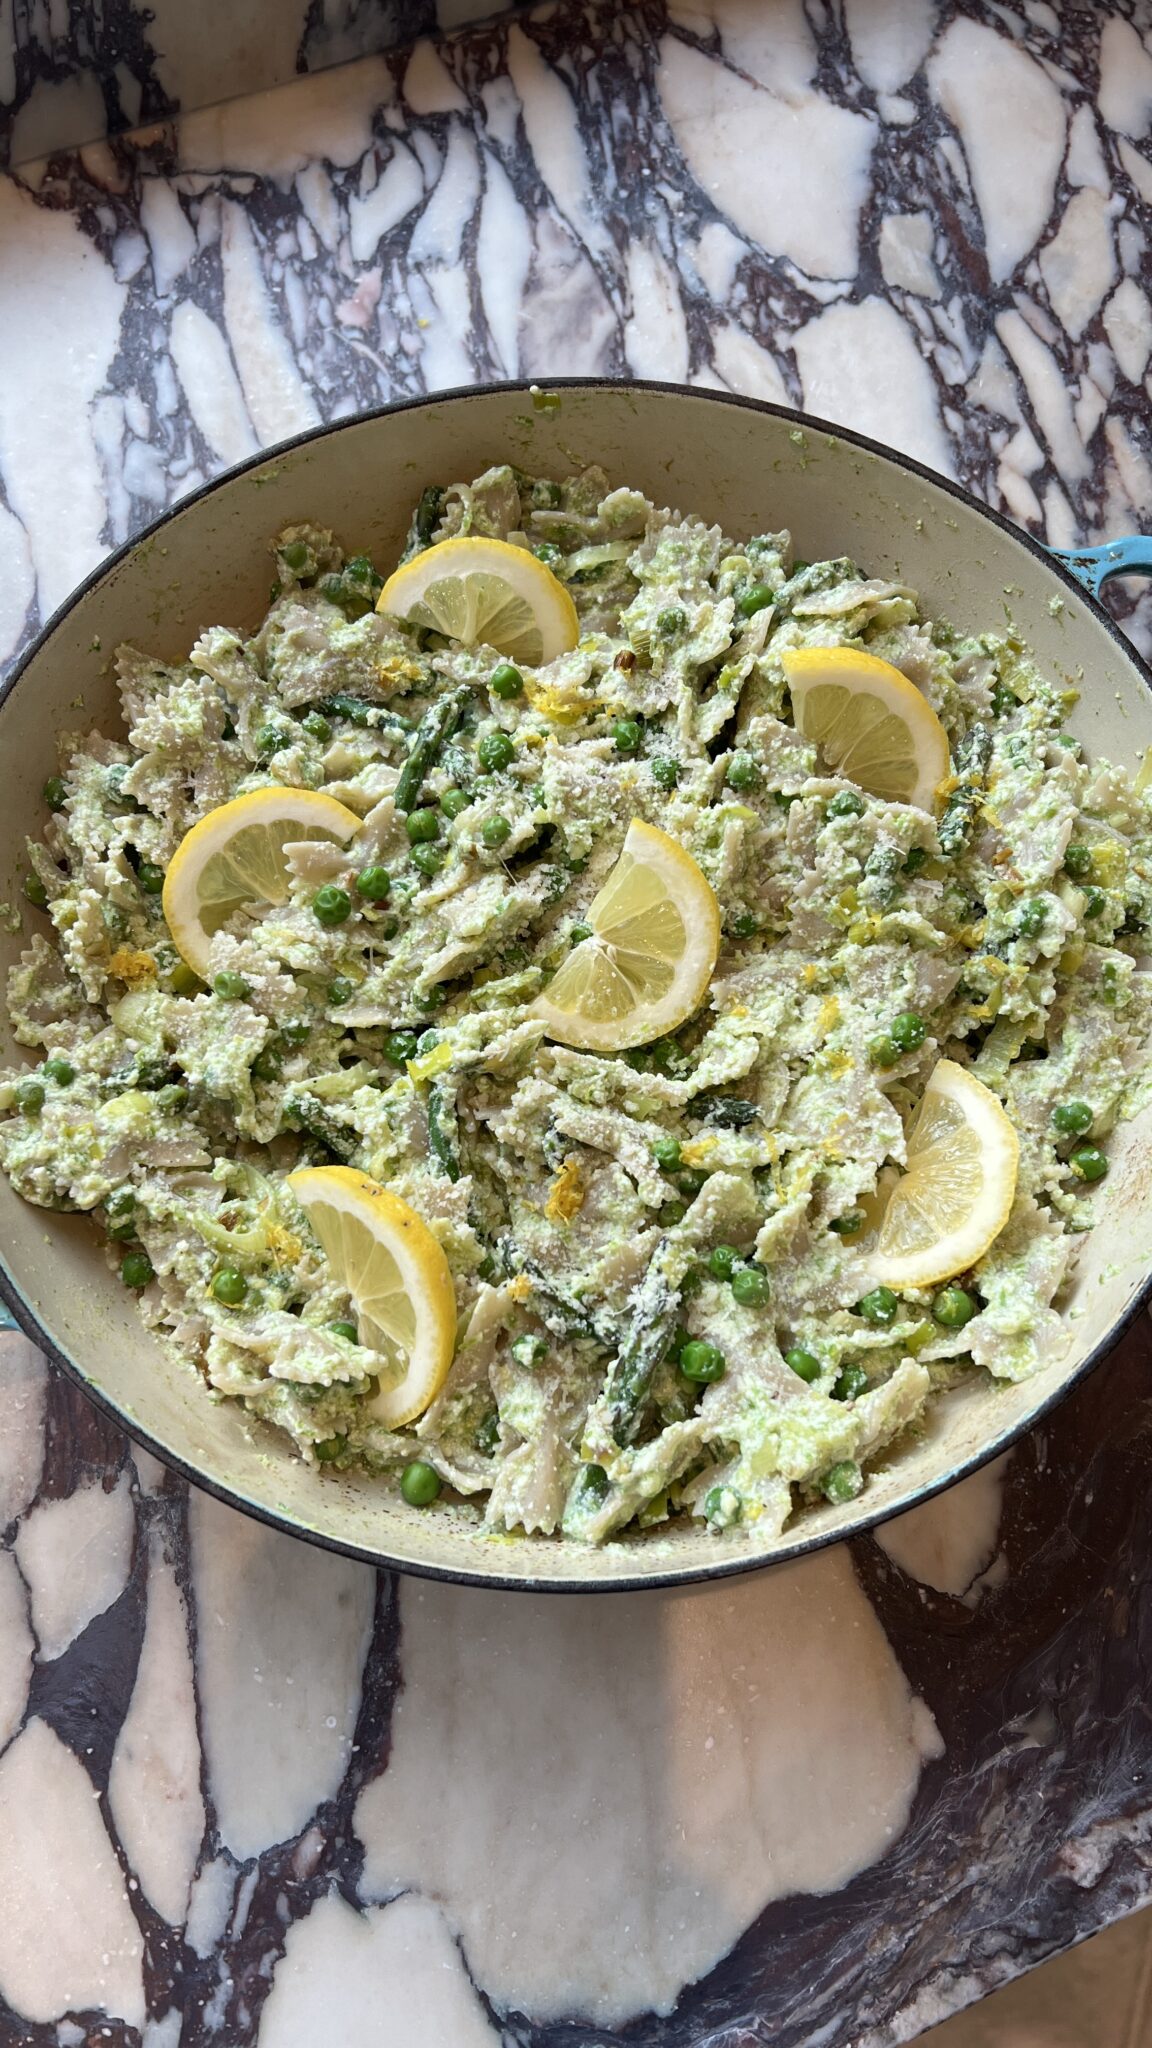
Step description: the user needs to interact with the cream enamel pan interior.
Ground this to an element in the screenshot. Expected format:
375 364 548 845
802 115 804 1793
3 380 1152 1591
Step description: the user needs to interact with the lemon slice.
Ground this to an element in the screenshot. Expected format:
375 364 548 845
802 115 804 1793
378 536 579 665
288 1165 457 1428
870 1060 1019 1289
532 819 720 1052
782 646 950 811
163 787 361 975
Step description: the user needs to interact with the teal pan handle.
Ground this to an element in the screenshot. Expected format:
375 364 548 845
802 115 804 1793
0 1303 18 1332
1049 536 1152 602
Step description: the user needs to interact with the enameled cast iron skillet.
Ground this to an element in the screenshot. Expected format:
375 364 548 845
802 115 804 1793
3 380 1151 1591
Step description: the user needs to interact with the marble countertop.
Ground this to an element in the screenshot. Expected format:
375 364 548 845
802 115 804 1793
2 3 1152 2042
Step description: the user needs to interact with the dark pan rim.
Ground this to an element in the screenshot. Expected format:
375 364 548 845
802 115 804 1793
2 374 1150 1593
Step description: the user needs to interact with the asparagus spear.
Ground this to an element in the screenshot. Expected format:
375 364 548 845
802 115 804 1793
938 722 993 857
394 685 472 816
606 1258 683 1447
414 485 445 547
426 1082 461 1182
283 1093 359 1163
496 1238 614 1348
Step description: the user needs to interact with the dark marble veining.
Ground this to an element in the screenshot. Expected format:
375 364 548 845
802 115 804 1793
2 2 1152 2042
1 0 530 168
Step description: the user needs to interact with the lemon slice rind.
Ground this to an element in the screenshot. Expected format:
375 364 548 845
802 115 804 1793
378 536 579 665
782 645 950 812
531 818 720 1052
288 1165 457 1429
869 1059 1019 1290
163 786 362 976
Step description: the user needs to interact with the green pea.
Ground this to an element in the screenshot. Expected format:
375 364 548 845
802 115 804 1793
490 663 524 699
651 755 680 791
1017 899 1047 938
357 865 392 901
737 582 774 619
43 1057 75 1086
679 1340 726 1383
829 1211 864 1237
510 1333 548 1368
1084 889 1106 919
1063 844 1092 880
213 971 250 1001
652 1137 682 1171
281 1020 311 1046
15 1079 44 1116
1052 1101 1093 1136
656 607 686 638
412 845 444 882
704 1485 742 1527
478 731 514 773
280 539 311 574
832 1363 869 1401
869 1033 900 1068
254 724 288 763
313 1438 344 1463
210 1267 245 1306
481 815 512 849
612 718 642 755
170 962 204 996
322 980 352 1011
774 791 799 810
400 1460 441 1506
302 710 332 742
121 1250 154 1290
313 885 352 928
889 1010 926 1053
328 1320 359 1343
727 751 761 791
106 1190 137 1240
677 1167 709 1197
932 1285 977 1328
729 912 759 938
23 875 48 908
855 1286 898 1326
42 775 67 810
406 808 440 845
708 1244 739 1280
827 790 864 819
823 1460 863 1505
440 787 469 819
903 847 928 876
785 1346 821 1383
569 921 592 946
534 541 563 568
136 861 164 896
659 1200 688 1226
731 1264 770 1307
385 1031 418 1064
1070 1144 1108 1182
416 1033 441 1058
